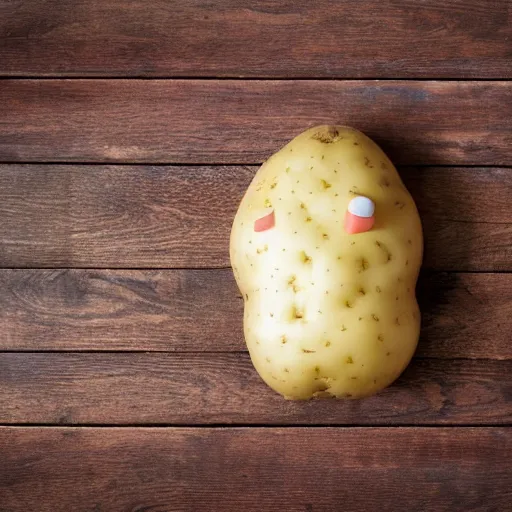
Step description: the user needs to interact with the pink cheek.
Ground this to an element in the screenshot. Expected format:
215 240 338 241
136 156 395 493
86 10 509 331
344 211 375 234
254 210 275 232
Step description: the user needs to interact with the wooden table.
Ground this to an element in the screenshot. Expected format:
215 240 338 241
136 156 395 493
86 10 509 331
1 1 511 510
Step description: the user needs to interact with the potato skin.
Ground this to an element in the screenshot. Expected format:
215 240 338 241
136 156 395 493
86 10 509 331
230 126 423 399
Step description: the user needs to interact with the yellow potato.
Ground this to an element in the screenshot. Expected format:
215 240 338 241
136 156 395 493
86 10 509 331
230 126 423 399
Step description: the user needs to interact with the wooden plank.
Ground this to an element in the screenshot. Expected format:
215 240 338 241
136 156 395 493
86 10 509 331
1 1 511 78
0 354 510 424
0 165 510 270
417 273 512 359
0 269 510 358
0 427 510 512
1 80 511 165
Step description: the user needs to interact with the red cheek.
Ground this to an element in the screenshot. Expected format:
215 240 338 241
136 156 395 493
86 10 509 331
254 210 275 232
345 211 375 234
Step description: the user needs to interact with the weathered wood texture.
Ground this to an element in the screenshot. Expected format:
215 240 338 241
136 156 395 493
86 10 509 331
1 0 511 78
0 354 510 425
1 427 510 512
0 270 510 358
1 165 510 270
1 80 511 165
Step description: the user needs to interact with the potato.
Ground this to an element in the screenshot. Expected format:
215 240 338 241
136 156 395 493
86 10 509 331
230 126 423 399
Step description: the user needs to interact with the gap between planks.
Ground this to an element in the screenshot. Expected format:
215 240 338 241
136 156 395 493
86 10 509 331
1 77 512 82
0 350 506 361
1 161 512 168
1 423 510 428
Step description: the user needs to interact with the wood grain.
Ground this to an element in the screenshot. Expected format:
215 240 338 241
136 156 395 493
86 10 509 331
1 0 511 78
0 354 510 425
0 269 510 358
0 165 510 270
1 427 510 512
1 80 511 165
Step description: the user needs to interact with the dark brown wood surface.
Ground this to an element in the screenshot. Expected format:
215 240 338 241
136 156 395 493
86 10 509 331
1 80 511 165
1 165 510 270
1 0 511 78
1 354 510 425
1 1 511 509
0 269 510 358
1 427 510 512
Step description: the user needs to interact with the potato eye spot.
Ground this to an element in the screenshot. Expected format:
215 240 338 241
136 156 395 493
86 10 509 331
346 356 354 364
300 251 312 264
311 126 341 143
322 233 329 240
380 176 391 188
284 368 290 373
372 314 380 322
377 334 384 342
321 179 332 189
300 202 306 209
358 287 366 296
358 258 369 272
302 348 316 353
280 335 287 345
305 216 312 223
341 325 347 331
376 286 381 293
364 157 374 168
292 306 304 320
375 240 392 261
325 341 331 347
344 300 352 308
264 198 272 208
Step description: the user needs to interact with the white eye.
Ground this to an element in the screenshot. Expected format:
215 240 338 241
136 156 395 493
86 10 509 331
348 196 375 218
